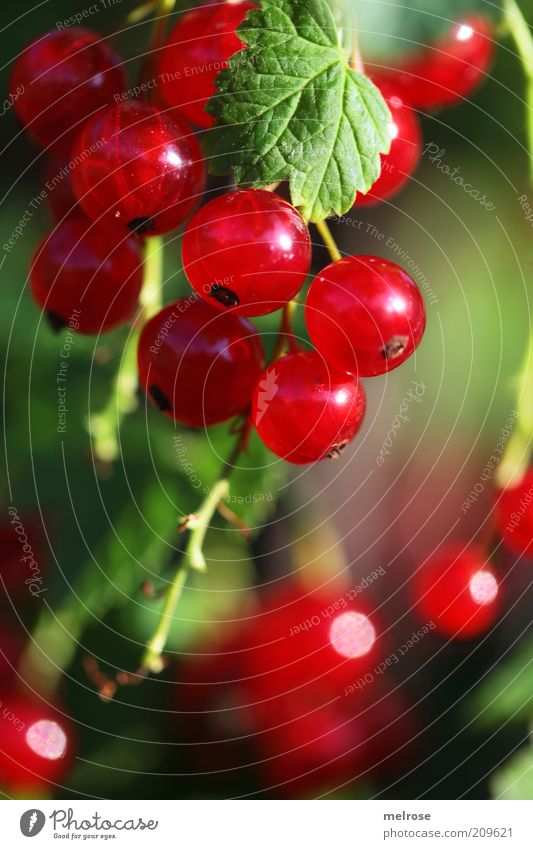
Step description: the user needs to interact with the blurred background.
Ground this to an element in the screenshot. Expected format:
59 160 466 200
1 0 532 800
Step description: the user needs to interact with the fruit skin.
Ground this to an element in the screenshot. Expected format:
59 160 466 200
412 543 500 639
44 157 78 221
182 189 311 316
157 1 255 129
9 27 126 154
252 350 366 464
494 469 533 558
305 255 426 378
370 16 494 110
70 101 206 235
137 298 265 426
354 82 422 207
29 215 143 334
0 691 74 790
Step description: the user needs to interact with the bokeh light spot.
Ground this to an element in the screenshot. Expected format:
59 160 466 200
26 720 67 760
329 611 376 658
469 570 498 606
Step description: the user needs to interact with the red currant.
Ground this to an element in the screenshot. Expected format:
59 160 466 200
30 215 143 334
182 189 311 316
70 101 206 235
0 692 74 790
0 619 24 684
137 298 264 426
305 256 426 378
252 350 366 464
10 27 126 153
371 16 494 110
494 469 533 558
44 157 78 221
412 543 500 639
157 1 255 129
176 586 382 793
354 81 422 207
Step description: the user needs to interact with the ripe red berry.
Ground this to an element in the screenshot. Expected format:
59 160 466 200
412 544 500 639
44 157 78 221
494 469 533 558
0 619 24 684
175 586 397 795
182 189 311 316
354 82 422 207
252 350 366 464
29 215 143 334
157 1 255 129
371 16 494 110
70 101 205 235
137 298 264 426
305 256 426 378
0 692 74 790
9 27 126 153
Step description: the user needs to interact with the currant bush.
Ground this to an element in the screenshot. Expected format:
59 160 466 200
137 298 265 426
30 215 144 334
183 189 312 315
70 101 206 235
305 255 426 377
10 28 126 153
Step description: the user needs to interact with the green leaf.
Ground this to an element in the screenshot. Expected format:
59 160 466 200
206 0 392 222
467 640 533 728
491 743 533 800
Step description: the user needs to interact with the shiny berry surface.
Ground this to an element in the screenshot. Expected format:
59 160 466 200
494 469 533 558
371 16 494 110
30 215 143 334
10 27 126 153
157 1 255 129
183 189 312 316
137 298 264 426
252 350 366 464
412 544 500 639
44 157 78 221
354 82 422 207
305 256 426 378
70 101 206 235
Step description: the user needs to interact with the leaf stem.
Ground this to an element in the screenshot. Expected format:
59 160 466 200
315 219 342 263
496 1 533 487
140 431 247 674
87 235 164 464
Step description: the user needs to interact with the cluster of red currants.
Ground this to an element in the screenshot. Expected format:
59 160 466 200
11 7 494 466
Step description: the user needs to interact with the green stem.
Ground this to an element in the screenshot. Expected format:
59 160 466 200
87 235 164 463
496 1 533 487
141 477 230 673
503 0 533 183
315 219 342 262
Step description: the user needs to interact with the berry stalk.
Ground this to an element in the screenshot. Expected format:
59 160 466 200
87 235 164 463
315 219 342 262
